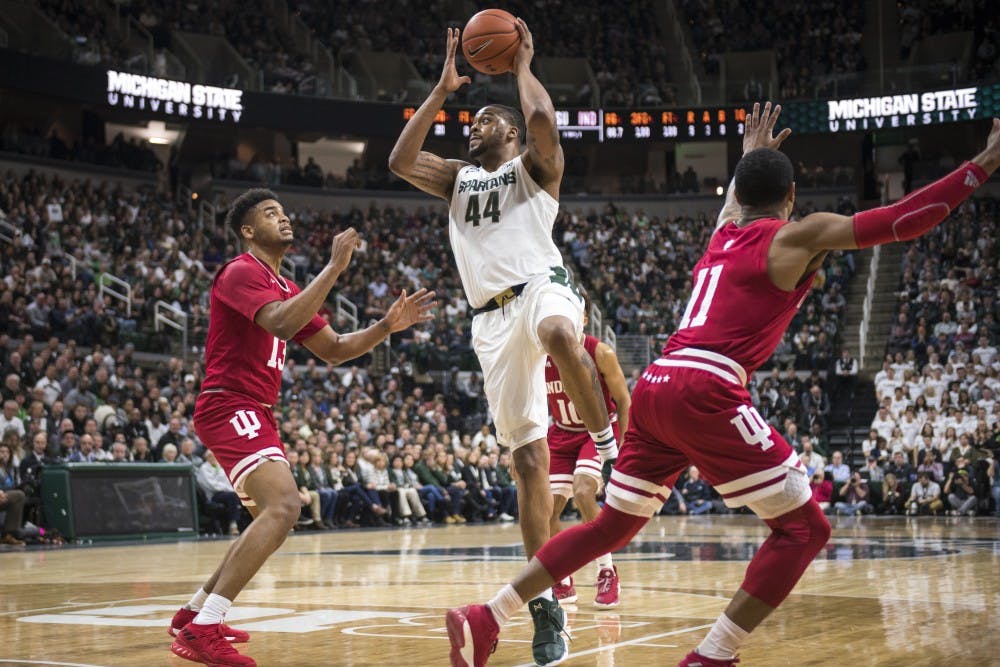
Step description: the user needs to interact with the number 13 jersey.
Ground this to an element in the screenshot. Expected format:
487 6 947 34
448 154 564 309
663 218 817 376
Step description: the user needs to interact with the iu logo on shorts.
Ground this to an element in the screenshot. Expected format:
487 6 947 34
730 405 774 451
230 409 262 440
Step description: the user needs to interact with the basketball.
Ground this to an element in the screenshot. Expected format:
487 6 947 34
461 9 521 75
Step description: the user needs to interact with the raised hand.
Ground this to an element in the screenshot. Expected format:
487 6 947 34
511 17 535 74
437 27 471 94
384 288 437 332
743 101 792 154
329 227 360 273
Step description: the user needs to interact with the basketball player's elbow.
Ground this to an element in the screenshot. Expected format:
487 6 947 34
387 150 410 177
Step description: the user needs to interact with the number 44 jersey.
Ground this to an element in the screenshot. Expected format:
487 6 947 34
448 154 565 309
663 218 817 377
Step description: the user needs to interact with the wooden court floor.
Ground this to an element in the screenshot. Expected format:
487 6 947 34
1 515 998 667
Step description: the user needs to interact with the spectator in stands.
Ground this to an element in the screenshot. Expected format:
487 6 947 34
177 438 203 467
0 441 26 546
834 471 870 516
679 465 713 516
906 472 944 516
196 450 242 536
289 449 321 529
943 468 978 516
0 400 25 441
916 450 944 483
810 470 833 513
880 473 906 514
825 450 851 485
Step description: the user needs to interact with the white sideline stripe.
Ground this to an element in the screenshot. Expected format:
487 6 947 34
509 623 714 667
655 358 741 385
714 452 801 494
670 347 747 384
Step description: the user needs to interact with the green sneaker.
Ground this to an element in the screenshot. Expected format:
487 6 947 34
528 596 569 666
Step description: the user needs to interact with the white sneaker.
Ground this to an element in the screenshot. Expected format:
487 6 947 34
498 513 515 522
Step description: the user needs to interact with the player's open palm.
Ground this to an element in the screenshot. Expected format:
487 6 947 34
743 101 792 154
330 227 360 273
511 18 535 72
385 288 437 332
438 28 471 94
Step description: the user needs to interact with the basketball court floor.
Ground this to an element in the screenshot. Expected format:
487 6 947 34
1 515 997 666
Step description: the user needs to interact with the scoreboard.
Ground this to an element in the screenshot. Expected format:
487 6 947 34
401 105 746 143
400 84 1000 144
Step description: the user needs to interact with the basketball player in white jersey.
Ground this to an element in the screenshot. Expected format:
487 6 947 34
389 22 617 666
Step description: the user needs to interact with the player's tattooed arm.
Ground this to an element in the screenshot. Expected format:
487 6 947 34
395 152 467 201
389 28 470 200
511 18 564 193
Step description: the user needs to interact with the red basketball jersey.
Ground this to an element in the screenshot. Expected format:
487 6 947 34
201 253 327 405
662 218 816 375
545 334 617 431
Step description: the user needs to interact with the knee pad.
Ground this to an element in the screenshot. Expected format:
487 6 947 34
767 499 832 555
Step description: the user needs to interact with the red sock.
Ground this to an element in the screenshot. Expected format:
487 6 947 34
740 500 831 608
535 506 647 583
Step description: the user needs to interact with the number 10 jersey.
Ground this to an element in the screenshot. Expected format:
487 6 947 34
448 154 564 309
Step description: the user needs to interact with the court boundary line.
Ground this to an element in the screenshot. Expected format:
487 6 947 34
0 660 111 667
509 622 713 667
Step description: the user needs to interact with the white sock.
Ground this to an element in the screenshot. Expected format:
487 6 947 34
596 553 613 571
559 576 572 586
535 588 554 601
589 425 619 461
185 587 209 611
697 613 749 660
487 584 524 628
192 593 232 626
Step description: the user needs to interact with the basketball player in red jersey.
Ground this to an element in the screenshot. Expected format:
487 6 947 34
546 290 630 609
168 188 435 667
447 107 1000 667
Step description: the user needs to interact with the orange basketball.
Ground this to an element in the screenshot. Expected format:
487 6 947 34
461 9 521 75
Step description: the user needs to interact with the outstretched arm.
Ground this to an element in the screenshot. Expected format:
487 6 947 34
303 289 436 365
388 28 470 200
716 101 792 229
777 117 1000 254
511 18 563 194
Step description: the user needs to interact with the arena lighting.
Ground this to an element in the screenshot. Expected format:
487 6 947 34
716 185 725 196
147 136 170 145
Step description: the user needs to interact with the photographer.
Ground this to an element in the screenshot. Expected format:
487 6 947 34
834 471 870 516
906 472 944 516
943 469 978 517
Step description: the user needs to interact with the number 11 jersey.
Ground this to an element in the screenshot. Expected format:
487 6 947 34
662 218 817 376
448 154 564 309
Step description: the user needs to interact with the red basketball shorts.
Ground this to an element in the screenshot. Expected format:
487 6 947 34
547 420 621 496
606 349 806 518
193 390 288 507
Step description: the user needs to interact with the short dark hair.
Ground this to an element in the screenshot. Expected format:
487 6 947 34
576 284 591 314
485 104 526 145
225 188 278 241
734 148 794 209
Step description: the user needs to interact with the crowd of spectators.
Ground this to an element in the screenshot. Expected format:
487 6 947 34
1 126 162 173
35 0 139 69
291 0 677 107
211 155 409 192
0 159 891 546
679 0 866 100
856 196 1000 517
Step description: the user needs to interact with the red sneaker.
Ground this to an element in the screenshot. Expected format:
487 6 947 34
678 650 740 667
552 577 578 604
170 622 257 667
446 604 500 667
594 566 620 609
170 607 250 643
